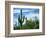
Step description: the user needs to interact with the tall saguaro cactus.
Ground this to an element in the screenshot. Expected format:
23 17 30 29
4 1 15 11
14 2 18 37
18 9 25 29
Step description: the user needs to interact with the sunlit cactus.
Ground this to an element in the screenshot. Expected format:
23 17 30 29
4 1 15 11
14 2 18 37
18 9 25 29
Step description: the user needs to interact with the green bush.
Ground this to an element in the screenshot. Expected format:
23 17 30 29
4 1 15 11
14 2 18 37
14 18 39 30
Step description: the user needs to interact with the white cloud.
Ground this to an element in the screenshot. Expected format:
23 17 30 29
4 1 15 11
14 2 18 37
13 9 20 13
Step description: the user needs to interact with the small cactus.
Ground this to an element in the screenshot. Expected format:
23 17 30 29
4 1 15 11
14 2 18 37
25 17 27 24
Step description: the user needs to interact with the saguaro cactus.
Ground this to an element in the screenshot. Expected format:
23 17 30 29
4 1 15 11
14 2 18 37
18 9 25 29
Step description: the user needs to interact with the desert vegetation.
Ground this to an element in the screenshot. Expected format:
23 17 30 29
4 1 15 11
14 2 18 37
14 9 39 30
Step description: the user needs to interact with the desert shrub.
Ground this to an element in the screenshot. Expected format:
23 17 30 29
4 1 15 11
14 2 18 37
14 17 39 30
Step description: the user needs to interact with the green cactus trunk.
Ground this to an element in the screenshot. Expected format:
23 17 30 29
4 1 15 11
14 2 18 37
20 9 22 28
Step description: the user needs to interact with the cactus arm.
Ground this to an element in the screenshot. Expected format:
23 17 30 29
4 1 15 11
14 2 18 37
18 15 20 21
22 16 25 23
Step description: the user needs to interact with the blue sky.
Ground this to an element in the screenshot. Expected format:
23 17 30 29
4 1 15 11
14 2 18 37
13 8 39 26
13 8 39 14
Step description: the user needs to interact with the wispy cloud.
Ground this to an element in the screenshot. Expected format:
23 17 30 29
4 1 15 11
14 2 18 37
13 8 39 14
